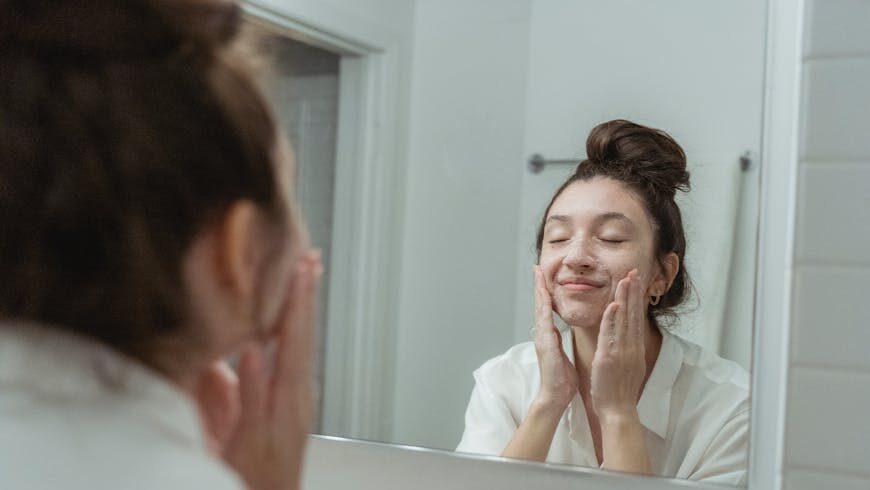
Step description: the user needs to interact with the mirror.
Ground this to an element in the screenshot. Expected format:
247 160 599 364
252 0 766 486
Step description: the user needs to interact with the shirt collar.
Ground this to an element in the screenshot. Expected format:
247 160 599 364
0 322 206 448
562 326 683 439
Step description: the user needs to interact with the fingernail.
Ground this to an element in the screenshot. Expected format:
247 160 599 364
297 261 309 276
307 249 322 264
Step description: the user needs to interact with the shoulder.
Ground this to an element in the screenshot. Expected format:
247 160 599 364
671 333 750 394
0 424 246 490
474 340 538 379
0 396 245 490
471 340 541 395
668 333 751 422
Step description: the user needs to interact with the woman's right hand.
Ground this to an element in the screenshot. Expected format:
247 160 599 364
501 266 578 461
531 265 578 413
221 250 322 490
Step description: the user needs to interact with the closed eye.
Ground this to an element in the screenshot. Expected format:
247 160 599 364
548 238 568 244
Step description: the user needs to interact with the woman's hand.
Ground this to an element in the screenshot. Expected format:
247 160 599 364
590 268 652 474
531 265 579 412
500 265 577 461
590 269 646 420
198 250 322 490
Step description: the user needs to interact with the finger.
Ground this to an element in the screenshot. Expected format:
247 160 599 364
236 345 266 431
627 269 642 342
533 266 555 340
613 275 630 339
552 325 567 357
596 302 620 353
196 361 240 455
272 256 320 420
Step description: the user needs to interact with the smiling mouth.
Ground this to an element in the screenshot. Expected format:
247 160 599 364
558 280 604 292
562 284 600 292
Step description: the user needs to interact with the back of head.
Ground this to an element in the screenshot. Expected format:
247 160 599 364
0 0 282 362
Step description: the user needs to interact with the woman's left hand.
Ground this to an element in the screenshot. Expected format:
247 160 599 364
590 269 647 422
196 251 322 490
589 269 652 474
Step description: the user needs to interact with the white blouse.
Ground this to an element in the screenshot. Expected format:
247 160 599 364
456 327 750 485
0 323 246 490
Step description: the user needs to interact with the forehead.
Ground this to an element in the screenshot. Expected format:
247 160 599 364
547 177 649 226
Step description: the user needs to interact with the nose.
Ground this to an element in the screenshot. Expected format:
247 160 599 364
562 237 596 270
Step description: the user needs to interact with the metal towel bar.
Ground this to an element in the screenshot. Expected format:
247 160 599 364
528 151 755 174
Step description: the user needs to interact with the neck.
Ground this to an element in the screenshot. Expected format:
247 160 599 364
147 339 214 396
570 319 663 395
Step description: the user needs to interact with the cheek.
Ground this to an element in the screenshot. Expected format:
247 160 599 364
607 244 647 275
539 253 562 287
260 250 296 329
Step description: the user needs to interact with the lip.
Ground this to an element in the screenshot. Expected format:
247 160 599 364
557 278 604 291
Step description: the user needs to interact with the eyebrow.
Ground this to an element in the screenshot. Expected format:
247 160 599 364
545 215 571 224
544 212 635 227
597 212 634 225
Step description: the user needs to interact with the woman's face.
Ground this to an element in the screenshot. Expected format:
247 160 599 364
255 135 308 338
539 177 661 329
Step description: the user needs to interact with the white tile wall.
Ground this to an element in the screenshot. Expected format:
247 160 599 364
791 266 870 369
785 0 870 488
793 163 870 264
804 0 870 59
800 59 870 161
785 367 870 476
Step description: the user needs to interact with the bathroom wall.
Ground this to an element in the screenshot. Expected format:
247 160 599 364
391 0 532 450
783 1 870 488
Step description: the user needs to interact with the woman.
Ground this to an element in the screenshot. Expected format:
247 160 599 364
0 1 318 489
456 120 749 484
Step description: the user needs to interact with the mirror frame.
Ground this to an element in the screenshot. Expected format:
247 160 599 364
244 0 804 488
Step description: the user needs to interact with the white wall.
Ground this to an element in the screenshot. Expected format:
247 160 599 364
784 1 870 488
390 0 532 450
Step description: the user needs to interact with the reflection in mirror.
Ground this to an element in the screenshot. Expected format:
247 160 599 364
259 35 340 429
255 0 765 486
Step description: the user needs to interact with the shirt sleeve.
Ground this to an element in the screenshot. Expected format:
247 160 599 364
455 368 519 456
688 408 750 485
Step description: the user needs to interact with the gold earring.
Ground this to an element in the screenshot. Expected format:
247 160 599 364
649 295 661 306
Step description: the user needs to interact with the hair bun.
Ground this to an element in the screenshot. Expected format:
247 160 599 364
0 0 240 61
585 119 690 198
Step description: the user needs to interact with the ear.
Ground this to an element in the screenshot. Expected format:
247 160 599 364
214 200 261 301
649 252 680 298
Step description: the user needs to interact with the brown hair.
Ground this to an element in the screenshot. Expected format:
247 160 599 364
535 119 692 324
0 0 287 361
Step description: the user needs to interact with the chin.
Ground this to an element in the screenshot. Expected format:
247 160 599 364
555 303 605 329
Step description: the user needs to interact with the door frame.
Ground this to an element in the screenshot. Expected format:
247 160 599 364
243 0 408 442
748 0 804 488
